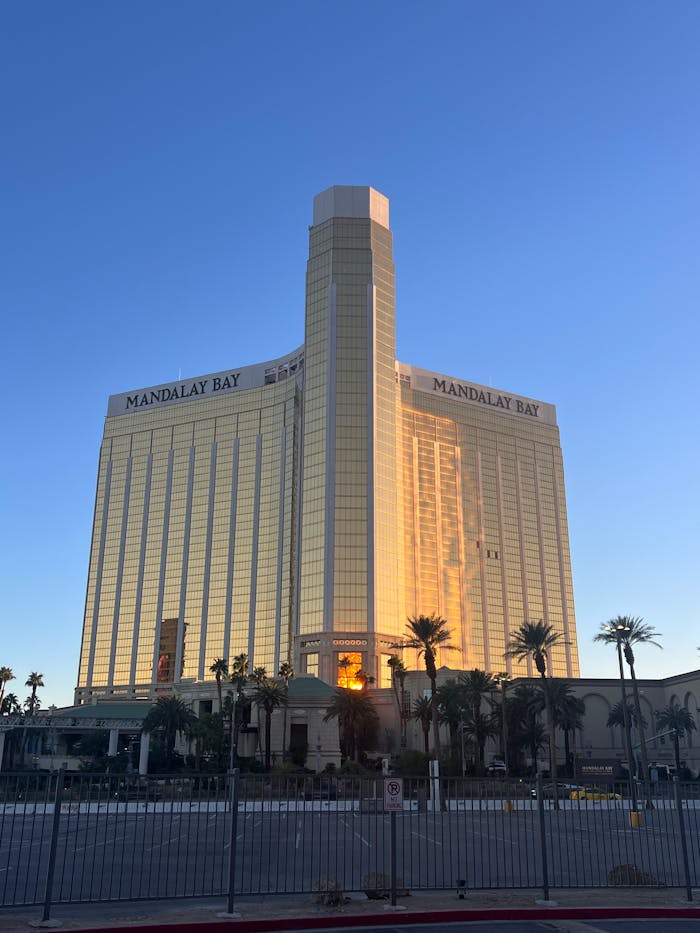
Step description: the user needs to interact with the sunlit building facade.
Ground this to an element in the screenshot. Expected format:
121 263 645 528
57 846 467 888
75 185 579 704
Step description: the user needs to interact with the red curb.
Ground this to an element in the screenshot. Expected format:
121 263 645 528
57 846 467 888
74 904 700 933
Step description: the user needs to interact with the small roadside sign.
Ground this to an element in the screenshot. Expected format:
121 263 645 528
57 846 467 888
384 777 404 811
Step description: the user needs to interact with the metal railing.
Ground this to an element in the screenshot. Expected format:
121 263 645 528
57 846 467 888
0 770 697 920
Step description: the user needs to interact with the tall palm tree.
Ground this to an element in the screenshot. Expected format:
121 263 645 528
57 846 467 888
413 696 433 756
505 621 562 796
142 696 197 762
509 683 546 773
460 669 497 719
324 688 379 762
209 658 229 712
656 703 697 772
595 616 661 796
387 655 408 746
0 667 15 709
397 614 454 758
278 661 294 758
252 680 287 770
25 672 44 716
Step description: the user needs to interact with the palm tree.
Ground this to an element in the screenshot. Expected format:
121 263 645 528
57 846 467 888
337 656 353 688
1 693 21 715
324 689 379 762
413 696 433 756
506 621 562 795
493 673 511 770
252 681 287 770
461 709 499 769
142 696 197 763
353 668 374 691
397 614 454 758
387 655 408 746
656 703 697 773
278 661 294 758
209 658 229 712
25 672 44 716
509 683 546 773
461 669 497 719
607 699 648 731
549 681 585 777
230 653 249 699
595 616 661 798
437 679 465 752
0 667 15 709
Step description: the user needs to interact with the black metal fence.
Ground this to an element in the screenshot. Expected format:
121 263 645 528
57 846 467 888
0 771 697 919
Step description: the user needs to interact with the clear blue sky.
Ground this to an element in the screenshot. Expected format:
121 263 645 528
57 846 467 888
1 2 698 709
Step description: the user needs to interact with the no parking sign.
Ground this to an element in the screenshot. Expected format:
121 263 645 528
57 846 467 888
383 777 404 811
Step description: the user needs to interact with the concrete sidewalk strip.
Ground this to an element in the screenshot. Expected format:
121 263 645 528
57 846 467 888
1 889 699 932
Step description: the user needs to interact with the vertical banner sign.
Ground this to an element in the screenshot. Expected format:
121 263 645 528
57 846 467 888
384 777 404 811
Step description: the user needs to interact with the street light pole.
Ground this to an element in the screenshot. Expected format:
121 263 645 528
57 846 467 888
614 622 638 811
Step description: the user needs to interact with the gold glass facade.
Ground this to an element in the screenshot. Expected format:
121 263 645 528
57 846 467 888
76 185 578 703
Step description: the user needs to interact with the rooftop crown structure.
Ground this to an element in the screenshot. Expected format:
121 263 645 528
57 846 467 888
76 186 579 704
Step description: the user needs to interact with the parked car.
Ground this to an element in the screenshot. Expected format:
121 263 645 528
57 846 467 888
530 782 584 799
486 759 507 775
570 787 622 801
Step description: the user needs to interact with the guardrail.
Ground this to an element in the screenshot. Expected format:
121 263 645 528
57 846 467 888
0 771 696 921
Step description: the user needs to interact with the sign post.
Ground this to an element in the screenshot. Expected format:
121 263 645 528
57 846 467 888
384 778 403 907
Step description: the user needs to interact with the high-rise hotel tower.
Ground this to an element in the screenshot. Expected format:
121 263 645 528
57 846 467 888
76 186 579 703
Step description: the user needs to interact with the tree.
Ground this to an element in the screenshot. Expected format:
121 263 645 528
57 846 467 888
413 696 433 756
278 661 294 759
595 616 661 800
209 658 229 712
655 703 697 772
397 614 454 758
353 669 374 691
387 655 408 746
142 696 197 764
462 710 499 769
460 669 497 719
548 680 585 777
436 679 465 752
607 700 647 731
25 672 44 716
506 622 563 795
230 653 249 699
0 667 15 709
337 656 353 688
252 680 287 770
1 693 21 715
324 689 379 762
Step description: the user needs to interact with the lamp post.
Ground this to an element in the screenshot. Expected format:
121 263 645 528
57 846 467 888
614 621 638 811
495 673 510 774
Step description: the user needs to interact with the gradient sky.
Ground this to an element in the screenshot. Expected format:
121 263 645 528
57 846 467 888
1 2 698 710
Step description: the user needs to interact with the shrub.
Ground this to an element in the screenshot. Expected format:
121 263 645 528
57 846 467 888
310 877 346 906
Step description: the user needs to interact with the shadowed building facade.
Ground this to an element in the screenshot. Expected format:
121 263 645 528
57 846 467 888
75 186 579 705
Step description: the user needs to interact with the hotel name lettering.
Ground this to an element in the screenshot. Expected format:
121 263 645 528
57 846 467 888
125 373 241 410
432 378 540 418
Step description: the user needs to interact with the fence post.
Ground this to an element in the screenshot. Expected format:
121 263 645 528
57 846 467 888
390 810 397 907
36 768 65 926
672 777 693 902
223 768 240 916
536 773 550 902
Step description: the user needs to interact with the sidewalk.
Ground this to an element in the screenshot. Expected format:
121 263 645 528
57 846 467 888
1 888 699 932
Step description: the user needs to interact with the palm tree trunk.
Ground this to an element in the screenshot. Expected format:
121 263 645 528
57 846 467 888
673 732 681 773
628 660 653 808
429 675 441 758
423 726 430 756
265 711 272 770
542 676 559 808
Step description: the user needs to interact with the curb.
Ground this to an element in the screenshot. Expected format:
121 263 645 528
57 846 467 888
73 904 700 933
